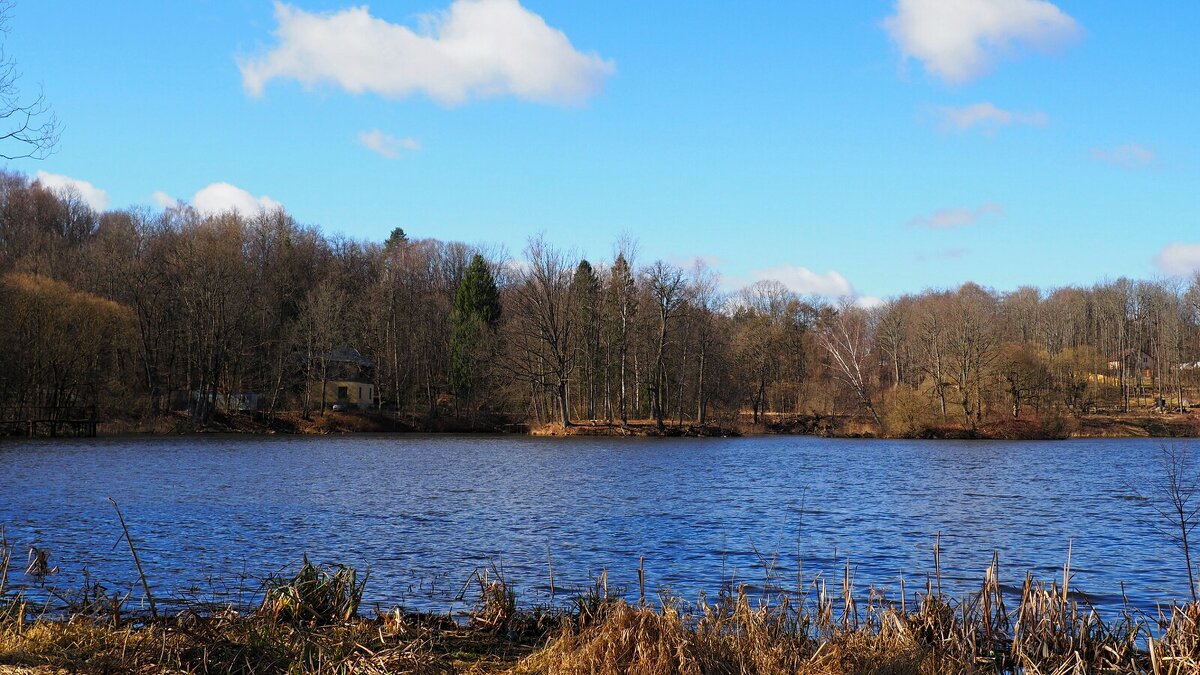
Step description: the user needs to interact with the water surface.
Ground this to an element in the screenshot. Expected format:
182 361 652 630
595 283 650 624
0 435 1190 616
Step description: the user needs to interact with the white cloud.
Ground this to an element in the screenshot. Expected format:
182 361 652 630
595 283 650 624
240 0 615 106
908 202 1003 229
192 182 283 216
1155 243 1200 277
504 258 532 278
884 0 1080 84
1091 143 1155 170
358 129 421 158
751 265 854 298
935 102 1048 133
855 296 886 310
34 171 110 212
151 191 179 209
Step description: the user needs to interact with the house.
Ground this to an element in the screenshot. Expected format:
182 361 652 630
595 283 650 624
308 346 377 411
1106 349 1154 380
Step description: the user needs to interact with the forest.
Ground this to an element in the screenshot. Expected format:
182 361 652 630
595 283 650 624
1 169 1199 437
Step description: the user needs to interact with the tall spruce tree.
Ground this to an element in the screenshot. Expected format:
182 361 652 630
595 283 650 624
608 252 638 425
450 254 501 403
571 260 601 419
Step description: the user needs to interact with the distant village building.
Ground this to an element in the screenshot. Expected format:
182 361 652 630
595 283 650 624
308 346 377 411
1106 349 1155 380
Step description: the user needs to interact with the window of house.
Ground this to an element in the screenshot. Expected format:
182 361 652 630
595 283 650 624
337 386 348 399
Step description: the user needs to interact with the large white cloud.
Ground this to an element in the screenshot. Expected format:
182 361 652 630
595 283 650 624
1155 243 1200 277
34 171 110 212
751 265 854 298
908 202 1003 229
884 0 1080 84
240 0 615 106
192 182 283 216
936 102 1048 133
358 129 421 158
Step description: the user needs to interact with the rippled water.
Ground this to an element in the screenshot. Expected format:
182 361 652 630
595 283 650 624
0 435 1194 616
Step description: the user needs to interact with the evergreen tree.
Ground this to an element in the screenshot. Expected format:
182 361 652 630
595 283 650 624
383 227 408 252
571 260 601 419
450 254 501 402
608 253 638 425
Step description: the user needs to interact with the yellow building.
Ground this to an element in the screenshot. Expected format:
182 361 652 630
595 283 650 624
309 380 375 411
307 346 377 411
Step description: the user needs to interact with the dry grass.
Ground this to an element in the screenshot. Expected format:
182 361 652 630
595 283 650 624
4 552 1200 673
0 555 539 674
0 595 539 674
530 420 736 437
513 555 1195 675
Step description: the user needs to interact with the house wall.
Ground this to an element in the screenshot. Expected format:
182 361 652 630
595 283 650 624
308 380 375 410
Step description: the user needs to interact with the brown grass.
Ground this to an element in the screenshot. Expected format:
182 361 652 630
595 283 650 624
530 419 736 437
512 555 1192 675
4 553 1200 673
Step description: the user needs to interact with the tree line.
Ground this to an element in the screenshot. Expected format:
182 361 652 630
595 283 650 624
2 169 1199 435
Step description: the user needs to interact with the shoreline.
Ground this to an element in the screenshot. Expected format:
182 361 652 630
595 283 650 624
4 409 1195 442
2 556 1198 673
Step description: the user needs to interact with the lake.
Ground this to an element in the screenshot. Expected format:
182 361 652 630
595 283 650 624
0 434 1193 617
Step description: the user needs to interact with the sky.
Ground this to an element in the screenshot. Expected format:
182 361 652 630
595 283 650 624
6 0 1199 302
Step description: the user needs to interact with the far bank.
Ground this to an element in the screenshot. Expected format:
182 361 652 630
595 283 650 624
8 408 1195 441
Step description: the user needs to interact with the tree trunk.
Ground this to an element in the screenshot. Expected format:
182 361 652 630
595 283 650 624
557 379 570 427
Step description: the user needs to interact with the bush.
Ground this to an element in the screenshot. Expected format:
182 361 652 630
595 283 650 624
259 558 367 626
883 385 934 438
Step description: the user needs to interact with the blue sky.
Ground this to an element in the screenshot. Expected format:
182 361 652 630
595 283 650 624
7 0 1198 301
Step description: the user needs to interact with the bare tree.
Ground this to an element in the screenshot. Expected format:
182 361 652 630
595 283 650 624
876 297 911 390
507 236 576 427
297 278 347 415
916 296 951 421
1129 444 1200 602
816 301 883 429
0 2 59 160
689 260 721 426
645 261 685 431
944 284 1000 428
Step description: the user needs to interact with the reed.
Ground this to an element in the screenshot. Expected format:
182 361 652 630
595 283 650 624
259 556 368 626
518 551 1186 675
4 552 1200 673
0 526 26 628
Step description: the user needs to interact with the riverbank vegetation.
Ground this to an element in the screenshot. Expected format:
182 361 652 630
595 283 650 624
3 168 1200 439
5 552 1200 673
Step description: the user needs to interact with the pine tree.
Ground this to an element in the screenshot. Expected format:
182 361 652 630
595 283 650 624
450 254 501 402
383 227 408 251
608 253 638 425
571 260 601 419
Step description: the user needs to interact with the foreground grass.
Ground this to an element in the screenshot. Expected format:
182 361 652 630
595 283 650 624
5 556 1200 674
1 611 532 674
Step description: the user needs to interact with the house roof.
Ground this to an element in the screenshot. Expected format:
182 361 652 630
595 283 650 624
1108 348 1153 362
326 346 374 369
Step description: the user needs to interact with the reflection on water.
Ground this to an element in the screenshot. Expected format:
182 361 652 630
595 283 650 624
0 434 1193 615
